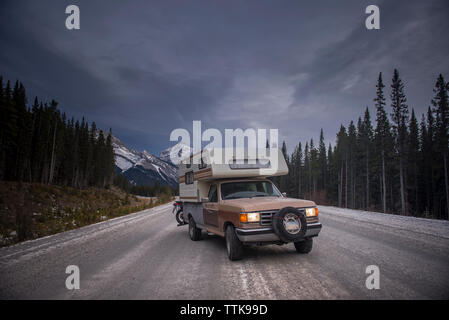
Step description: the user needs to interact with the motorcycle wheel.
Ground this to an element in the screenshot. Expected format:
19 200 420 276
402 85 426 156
175 210 184 224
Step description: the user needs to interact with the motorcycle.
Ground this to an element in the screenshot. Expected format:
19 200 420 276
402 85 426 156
172 201 185 225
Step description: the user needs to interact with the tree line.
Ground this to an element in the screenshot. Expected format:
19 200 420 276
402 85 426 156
0 76 115 188
276 70 449 220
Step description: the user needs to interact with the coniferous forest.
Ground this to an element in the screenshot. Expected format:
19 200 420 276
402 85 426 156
0 76 115 188
275 70 449 220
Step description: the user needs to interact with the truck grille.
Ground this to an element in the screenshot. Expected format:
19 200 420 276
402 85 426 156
259 208 309 226
260 211 276 226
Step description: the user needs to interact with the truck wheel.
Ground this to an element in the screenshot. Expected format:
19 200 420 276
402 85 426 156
226 225 243 261
294 238 313 254
176 210 184 224
189 216 201 241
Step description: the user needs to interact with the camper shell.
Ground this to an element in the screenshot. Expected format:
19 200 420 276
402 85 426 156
178 148 322 261
178 148 288 202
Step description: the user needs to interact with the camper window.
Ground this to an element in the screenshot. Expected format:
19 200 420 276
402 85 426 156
185 171 194 184
229 159 271 170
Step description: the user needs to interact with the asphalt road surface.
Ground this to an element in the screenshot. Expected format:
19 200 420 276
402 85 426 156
1 203 448 299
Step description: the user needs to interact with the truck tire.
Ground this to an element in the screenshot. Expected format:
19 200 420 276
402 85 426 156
226 225 243 261
176 210 184 224
272 207 307 242
294 238 313 253
189 216 201 241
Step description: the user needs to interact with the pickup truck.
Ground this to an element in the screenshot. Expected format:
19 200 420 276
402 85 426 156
182 177 322 261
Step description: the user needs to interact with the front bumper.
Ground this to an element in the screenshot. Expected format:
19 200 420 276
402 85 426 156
235 222 322 243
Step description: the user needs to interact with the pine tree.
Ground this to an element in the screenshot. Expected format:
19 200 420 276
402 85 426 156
105 129 115 187
419 114 430 215
12 82 31 181
347 121 357 208
0 77 5 179
374 72 392 213
304 142 310 197
431 74 449 219
309 138 319 199
296 142 303 198
390 69 409 215
96 130 106 187
30 98 41 182
318 129 327 191
3 81 18 181
335 125 348 207
279 141 289 193
408 109 420 215
426 107 437 216
327 143 338 204
358 107 374 209
88 121 97 186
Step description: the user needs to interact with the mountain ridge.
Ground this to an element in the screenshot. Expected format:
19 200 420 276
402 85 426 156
112 136 191 188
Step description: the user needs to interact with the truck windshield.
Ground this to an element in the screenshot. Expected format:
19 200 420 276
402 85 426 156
220 181 281 200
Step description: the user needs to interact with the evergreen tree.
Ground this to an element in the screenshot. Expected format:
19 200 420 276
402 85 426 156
347 121 357 208
304 142 310 197
105 129 115 187
390 69 409 215
0 77 4 179
318 129 327 191
374 72 392 213
431 74 449 218
309 138 319 199
279 141 289 193
419 114 430 215
296 142 303 198
3 81 17 181
96 130 106 187
408 109 420 215
327 143 338 204
335 125 348 207
359 107 373 209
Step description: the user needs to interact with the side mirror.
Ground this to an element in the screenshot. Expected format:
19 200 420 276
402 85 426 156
201 197 210 203
281 192 287 197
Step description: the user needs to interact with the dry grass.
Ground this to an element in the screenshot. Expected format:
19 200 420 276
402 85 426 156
0 181 171 247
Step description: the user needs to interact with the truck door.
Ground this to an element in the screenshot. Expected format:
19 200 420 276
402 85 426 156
203 184 219 228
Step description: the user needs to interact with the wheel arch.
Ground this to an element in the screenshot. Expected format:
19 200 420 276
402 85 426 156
222 221 235 232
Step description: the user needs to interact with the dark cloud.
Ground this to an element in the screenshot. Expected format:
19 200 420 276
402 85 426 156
1 0 448 153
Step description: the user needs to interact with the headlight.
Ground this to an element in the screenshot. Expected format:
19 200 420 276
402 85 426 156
240 212 260 223
305 207 318 217
247 212 260 222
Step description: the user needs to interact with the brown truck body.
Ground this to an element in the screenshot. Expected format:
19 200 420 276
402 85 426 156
182 178 322 244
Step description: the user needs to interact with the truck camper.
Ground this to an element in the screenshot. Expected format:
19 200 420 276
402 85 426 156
178 148 322 260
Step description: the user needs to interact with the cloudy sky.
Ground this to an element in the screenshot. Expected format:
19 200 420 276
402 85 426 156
1 0 448 154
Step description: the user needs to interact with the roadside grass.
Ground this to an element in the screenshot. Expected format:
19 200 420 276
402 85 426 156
0 181 172 247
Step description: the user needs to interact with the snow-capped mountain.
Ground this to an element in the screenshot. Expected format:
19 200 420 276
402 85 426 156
112 136 179 188
159 143 192 165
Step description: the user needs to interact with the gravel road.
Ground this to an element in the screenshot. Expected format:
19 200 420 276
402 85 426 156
1 203 448 299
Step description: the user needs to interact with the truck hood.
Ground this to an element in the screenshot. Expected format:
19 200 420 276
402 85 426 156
221 197 316 212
